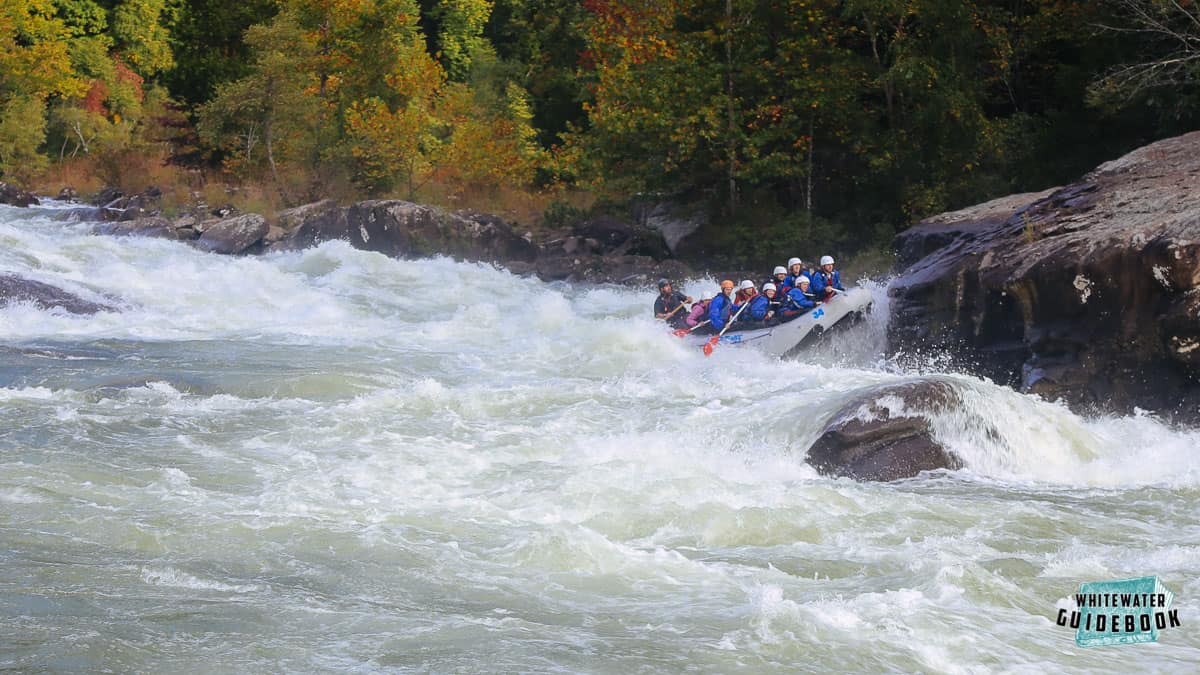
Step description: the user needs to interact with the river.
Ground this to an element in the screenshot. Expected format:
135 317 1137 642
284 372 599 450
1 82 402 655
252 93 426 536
2 202 1197 671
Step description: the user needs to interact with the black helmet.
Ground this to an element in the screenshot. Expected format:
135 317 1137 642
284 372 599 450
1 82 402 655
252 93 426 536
657 278 671 289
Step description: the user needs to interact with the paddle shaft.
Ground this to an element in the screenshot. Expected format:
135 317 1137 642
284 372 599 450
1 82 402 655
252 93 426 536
674 319 710 336
658 295 691 320
704 297 752 355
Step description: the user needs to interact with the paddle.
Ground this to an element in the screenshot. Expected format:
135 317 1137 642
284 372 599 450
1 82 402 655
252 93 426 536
673 319 709 337
703 299 752 356
657 294 691 324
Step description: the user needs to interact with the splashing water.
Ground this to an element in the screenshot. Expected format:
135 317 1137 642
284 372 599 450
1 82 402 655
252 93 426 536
2 203 1198 671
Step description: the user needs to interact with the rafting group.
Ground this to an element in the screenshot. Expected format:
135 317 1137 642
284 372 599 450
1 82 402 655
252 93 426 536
653 255 845 335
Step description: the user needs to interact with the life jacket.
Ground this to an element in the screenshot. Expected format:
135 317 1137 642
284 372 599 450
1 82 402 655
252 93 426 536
780 287 816 313
655 291 687 318
747 294 771 320
708 293 734 329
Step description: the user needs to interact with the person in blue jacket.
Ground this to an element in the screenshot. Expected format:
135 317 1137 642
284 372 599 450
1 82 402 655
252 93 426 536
810 255 844 300
747 283 774 321
783 257 808 289
777 276 818 321
708 279 736 330
768 266 788 290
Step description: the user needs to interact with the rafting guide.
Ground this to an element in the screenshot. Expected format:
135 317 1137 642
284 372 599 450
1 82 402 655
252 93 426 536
1054 576 1181 647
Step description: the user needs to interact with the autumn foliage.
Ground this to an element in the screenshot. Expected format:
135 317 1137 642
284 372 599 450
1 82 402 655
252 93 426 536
3 0 1199 258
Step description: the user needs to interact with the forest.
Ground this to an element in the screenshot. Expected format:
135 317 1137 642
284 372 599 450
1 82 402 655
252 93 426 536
3 0 1199 263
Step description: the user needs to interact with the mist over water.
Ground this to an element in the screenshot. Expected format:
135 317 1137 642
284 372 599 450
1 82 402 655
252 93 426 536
2 203 1198 671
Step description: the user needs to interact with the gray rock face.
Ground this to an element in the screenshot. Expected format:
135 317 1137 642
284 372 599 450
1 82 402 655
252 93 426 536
806 381 964 481
195 214 269 254
637 200 707 257
274 199 537 265
0 182 39 207
0 274 113 314
889 131 1200 423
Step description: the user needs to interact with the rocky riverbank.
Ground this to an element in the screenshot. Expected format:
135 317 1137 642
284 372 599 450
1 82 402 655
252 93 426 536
68 188 695 286
889 131 1200 423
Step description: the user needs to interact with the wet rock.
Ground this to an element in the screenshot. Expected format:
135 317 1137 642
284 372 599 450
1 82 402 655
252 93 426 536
195 213 269 254
274 199 537 265
806 381 964 481
272 200 347 251
0 182 39 207
93 216 180 239
0 274 113 314
99 186 162 221
889 131 1200 423
55 187 78 202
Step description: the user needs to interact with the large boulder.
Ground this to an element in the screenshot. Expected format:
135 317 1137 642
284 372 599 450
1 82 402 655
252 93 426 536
0 274 113 314
274 199 537 265
0 182 39 207
889 131 1200 423
195 213 269 254
635 200 707 258
572 216 671 260
805 380 964 481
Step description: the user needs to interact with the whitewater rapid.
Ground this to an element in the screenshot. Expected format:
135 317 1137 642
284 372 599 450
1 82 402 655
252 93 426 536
2 202 1197 671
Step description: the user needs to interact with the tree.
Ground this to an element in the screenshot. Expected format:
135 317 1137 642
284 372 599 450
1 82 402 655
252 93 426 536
164 0 278 106
0 0 84 179
432 0 494 80
1091 0 1200 102
197 9 321 195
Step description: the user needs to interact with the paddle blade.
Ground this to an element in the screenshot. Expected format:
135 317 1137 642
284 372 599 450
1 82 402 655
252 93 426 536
672 327 689 337
702 337 718 356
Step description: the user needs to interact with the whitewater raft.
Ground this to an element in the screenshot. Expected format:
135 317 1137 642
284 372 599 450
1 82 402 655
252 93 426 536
684 286 873 357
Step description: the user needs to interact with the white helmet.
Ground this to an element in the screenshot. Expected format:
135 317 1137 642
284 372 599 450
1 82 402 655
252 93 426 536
787 257 802 268
700 292 713 301
773 266 786 276
796 275 810 286
739 280 755 290
763 283 777 292
820 255 835 266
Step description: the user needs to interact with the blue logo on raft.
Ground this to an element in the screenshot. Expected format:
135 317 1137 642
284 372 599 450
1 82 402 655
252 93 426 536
1056 576 1180 647
811 308 825 319
720 335 743 344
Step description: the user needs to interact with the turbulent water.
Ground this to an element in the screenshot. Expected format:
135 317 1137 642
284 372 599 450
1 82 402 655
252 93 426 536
2 202 1198 672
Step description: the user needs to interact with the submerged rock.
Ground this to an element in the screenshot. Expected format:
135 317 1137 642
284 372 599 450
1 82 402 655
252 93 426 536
806 380 963 481
890 131 1200 423
0 274 113 315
